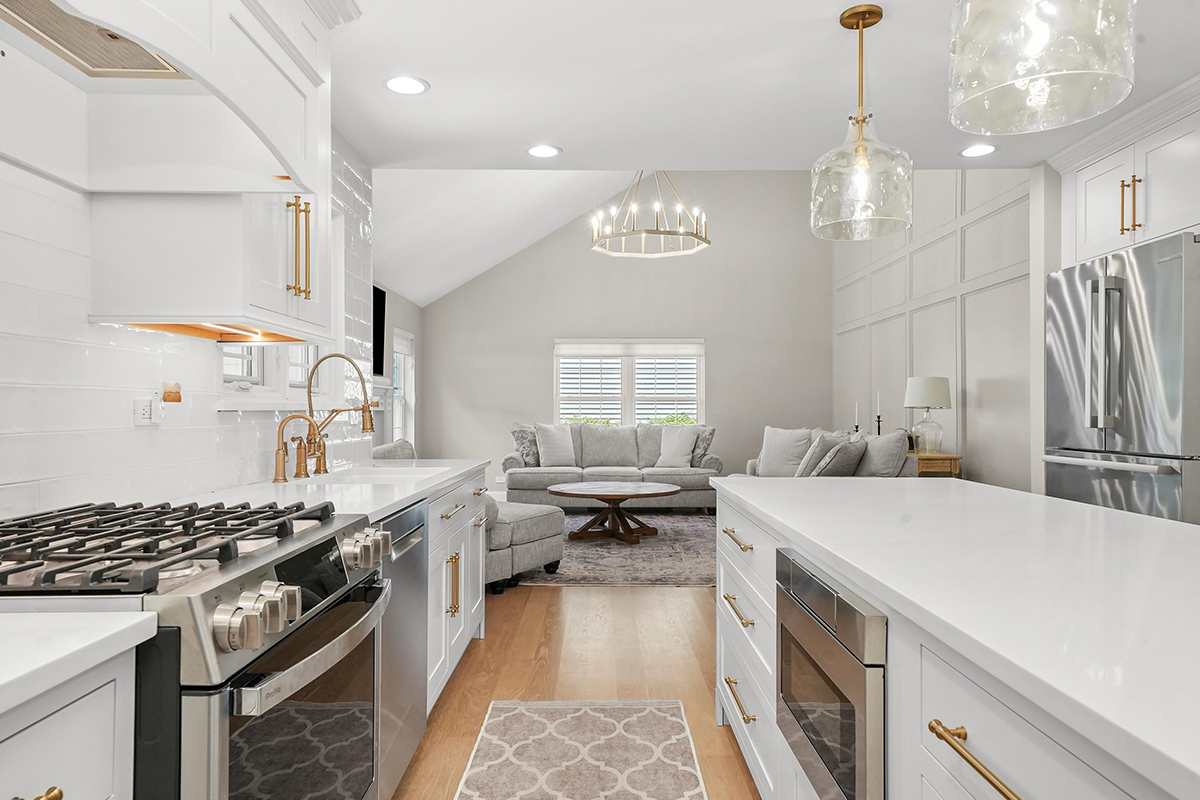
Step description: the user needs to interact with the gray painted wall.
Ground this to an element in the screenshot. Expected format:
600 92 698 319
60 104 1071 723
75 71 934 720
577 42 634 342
416 170 835 484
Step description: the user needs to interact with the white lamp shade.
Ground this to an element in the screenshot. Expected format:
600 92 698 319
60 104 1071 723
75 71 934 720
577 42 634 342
904 376 952 409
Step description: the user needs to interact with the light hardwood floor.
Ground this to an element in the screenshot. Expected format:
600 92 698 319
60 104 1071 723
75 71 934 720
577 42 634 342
392 585 761 799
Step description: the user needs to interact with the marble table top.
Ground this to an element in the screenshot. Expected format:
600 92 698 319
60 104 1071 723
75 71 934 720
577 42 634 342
547 482 682 499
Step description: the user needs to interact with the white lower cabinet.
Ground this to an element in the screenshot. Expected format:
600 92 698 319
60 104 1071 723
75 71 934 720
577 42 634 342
426 472 487 713
717 617 777 800
1 651 136 800
918 647 1130 800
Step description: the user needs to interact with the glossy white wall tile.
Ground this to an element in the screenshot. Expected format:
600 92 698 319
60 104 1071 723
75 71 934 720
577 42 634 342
0 141 374 517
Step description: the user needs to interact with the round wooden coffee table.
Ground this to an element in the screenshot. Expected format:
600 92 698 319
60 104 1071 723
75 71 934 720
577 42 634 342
547 482 681 545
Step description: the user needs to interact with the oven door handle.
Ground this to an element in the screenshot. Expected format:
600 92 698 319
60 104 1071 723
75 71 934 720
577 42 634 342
232 579 392 716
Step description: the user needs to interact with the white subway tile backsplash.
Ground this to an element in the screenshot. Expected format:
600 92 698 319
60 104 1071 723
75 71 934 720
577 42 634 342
0 145 373 516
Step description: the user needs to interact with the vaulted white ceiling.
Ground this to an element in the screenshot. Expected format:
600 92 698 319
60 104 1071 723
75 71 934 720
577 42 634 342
334 0 1200 171
372 170 629 306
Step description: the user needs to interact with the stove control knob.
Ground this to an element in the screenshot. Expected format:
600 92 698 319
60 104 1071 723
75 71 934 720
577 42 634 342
340 537 372 569
213 603 264 652
370 530 392 562
239 590 284 634
261 580 302 621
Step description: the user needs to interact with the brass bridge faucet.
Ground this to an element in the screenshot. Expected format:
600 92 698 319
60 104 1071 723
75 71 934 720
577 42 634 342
272 353 376 483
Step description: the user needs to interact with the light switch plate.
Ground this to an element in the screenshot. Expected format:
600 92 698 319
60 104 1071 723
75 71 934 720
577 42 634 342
495 476 505 484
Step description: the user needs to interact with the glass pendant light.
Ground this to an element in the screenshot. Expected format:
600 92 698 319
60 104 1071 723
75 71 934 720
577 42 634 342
811 5 913 241
949 0 1135 135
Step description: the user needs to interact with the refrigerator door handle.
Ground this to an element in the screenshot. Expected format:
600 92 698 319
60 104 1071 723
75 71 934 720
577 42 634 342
1042 454 1177 475
1085 278 1098 429
1098 275 1123 429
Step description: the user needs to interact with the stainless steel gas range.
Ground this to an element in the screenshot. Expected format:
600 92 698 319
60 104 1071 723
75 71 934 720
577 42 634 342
0 500 393 800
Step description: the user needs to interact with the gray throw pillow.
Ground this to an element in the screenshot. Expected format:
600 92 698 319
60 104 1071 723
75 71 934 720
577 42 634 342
511 423 540 468
795 433 848 477
854 429 910 477
580 424 639 467
810 438 868 476
758 426 814 477
535 423 576 467
690 426 717 467
656 425 700 468
636 424 663 468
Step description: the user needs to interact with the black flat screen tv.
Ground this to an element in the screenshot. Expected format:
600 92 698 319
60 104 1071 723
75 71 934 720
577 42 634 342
372 286 385 376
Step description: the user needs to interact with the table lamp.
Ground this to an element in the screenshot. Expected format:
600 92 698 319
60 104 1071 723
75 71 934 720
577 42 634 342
904 377 951 454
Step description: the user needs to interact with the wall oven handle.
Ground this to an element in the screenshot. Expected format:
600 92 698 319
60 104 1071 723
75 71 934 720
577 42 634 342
722 527 753 551
929 719 1023 800
1041 455 1177 474
232 580 392 717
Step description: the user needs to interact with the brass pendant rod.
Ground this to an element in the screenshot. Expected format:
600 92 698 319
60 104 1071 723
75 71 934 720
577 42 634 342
856 21 866 142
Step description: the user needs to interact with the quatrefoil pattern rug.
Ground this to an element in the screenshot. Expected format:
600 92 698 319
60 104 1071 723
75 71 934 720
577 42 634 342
455 700 708 800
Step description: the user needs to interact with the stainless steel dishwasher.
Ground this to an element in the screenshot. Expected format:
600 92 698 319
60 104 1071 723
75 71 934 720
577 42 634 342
374 500 429 800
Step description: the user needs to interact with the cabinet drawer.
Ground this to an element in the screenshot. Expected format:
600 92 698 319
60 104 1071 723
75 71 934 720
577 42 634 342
920 647 1129 800
717 556 775 685
716 502 781 594
429 474 486 542
718 618 777 800
1 680 118 800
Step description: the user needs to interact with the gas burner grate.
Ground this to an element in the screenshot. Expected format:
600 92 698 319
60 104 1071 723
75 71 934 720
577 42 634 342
0 500 334 594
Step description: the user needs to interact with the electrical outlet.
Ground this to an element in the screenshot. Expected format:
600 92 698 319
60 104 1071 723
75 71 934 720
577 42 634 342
133 397 153 426
495 476 505 484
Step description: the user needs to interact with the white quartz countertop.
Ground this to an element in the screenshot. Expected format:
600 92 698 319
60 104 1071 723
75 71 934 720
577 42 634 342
0 612 156 715
712 477 1200 800
175 459 490 523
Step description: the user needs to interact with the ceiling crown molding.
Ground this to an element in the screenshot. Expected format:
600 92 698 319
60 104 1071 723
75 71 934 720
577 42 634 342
305 0 362 30
1048 74 1200 174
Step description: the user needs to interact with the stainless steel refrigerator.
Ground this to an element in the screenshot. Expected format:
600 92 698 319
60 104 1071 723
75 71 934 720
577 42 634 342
1045 232 1200 523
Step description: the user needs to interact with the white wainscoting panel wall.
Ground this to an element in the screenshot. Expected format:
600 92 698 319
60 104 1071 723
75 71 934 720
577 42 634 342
833 169 1032 490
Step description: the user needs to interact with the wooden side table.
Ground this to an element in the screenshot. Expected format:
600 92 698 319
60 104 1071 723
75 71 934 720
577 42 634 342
915 453 962 478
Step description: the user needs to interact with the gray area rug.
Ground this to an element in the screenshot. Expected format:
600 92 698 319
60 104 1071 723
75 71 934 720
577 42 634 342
519 512 716 587
455 700 708 800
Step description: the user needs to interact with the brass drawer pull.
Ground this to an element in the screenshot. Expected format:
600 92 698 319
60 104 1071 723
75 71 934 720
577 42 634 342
475 517 487 528
929 719 1023 800
446 552 460 616
722 527 753 552
724 677 756 724
442 503 466 520
722 593 754 627
473 487 488 496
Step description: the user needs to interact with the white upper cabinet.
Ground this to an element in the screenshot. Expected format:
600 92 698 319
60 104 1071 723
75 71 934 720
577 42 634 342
1075 146 1136 262
1065 91 1200 265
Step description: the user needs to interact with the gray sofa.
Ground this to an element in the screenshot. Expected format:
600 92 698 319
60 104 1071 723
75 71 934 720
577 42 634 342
742 427 918 477
502 422 723 510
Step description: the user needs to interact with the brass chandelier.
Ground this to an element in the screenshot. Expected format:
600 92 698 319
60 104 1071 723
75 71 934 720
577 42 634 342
590 170 709 258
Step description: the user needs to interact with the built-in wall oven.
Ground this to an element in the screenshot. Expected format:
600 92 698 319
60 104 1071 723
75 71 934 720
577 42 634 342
776 548 886 800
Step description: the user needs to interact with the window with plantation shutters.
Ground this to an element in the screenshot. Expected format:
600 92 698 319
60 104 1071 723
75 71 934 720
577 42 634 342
553 340 704 426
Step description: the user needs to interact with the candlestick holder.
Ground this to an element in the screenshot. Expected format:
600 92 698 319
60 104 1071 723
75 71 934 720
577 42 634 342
875 415 882 435
854 424 860 433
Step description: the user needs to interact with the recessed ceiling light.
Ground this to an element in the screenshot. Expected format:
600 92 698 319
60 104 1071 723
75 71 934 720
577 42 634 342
527 144 562 158
386 76 430 95
960 144 996 158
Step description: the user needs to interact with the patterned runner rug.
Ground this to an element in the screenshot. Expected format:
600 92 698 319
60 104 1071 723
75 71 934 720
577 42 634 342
455 700 708 800
519 512 716 587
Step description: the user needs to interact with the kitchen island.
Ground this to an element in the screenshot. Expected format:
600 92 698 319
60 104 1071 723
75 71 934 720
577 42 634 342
712 476 1198 800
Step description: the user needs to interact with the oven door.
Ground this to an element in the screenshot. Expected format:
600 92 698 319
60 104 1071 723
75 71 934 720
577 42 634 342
777 586 883 800
181 579 391 800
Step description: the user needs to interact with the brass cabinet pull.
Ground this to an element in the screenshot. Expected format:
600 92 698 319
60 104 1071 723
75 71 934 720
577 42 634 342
1130 174 1143 231
23 789 63 800
1119 178 1129 234
724 677 756 724
286 195 303 295
446 552 460 616
722 527 753 552
301 201 312 298
473 487 488 496
929 719 1023 800
722 593 754 627
475 517 487 528
442 503 466 520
